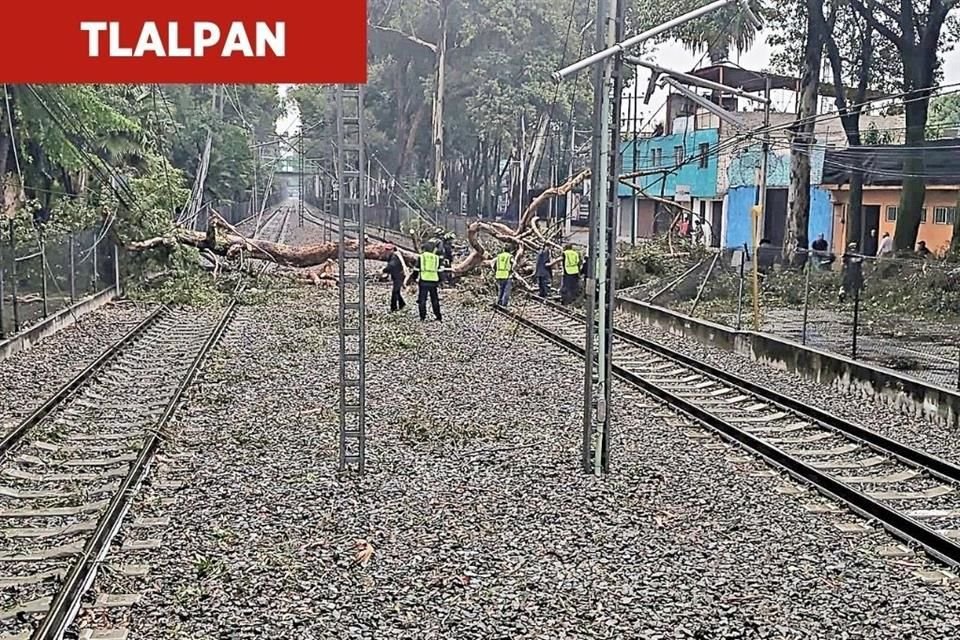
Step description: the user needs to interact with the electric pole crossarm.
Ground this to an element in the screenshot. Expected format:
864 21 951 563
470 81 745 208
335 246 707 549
623 56 772 105
553 0 760 80
660 78 747 130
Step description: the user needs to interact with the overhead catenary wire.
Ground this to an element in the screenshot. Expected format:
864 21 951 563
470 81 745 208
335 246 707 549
623 83 960 203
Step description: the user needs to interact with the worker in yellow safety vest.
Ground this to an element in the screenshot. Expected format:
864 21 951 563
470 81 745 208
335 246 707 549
494 243 515 307
412 241 443 321
550 243 581 305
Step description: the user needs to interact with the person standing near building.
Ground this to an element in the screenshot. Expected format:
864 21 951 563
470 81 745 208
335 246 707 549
535 246 552 298
877 231 894 258
494 244 515 306
412 241 443 322
551 243 581 305
382 246 407 312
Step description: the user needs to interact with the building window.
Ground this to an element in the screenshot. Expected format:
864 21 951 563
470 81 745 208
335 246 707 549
934 206 957 225
698 143 710 168
887 207 929 223
650 148 662 167
674 145 684 166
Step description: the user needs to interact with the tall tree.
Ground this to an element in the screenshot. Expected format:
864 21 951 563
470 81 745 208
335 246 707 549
632 0 765 64
770 0 902 249
784 1 828 259
849 0 959 250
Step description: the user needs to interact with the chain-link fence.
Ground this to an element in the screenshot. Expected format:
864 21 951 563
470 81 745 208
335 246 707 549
640 244 960 389
1 224 118 338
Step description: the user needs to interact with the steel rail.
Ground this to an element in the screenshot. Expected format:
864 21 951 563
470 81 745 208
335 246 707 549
30 300 239 640
0 305 168 458
537 295 960 485
495 304 960 568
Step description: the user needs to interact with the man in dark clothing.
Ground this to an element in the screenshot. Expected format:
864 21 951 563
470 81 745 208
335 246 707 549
916 240 932 258
810 234 832 270
412 241 443 321
839 242 864 303
535 247 552 297
382 247 406 312
440 234 455 285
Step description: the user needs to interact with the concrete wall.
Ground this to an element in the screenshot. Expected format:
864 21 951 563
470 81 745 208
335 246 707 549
616 295 960 428
619 129 719 198
0 288 117 363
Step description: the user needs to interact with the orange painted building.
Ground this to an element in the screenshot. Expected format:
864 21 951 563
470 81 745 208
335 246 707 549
821 140 959 256
829 186 958 256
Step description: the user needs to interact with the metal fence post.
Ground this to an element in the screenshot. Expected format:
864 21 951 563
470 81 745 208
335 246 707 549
113 242 121 296
851 281 861 360
735 243 747 330
68 232 76 302
801 251 811 345
9 221 19 332
91 231 99 291
0 236 5 339
40 233 49 318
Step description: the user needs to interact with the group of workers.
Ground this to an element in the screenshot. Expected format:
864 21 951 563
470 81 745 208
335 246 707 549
381 236 588 321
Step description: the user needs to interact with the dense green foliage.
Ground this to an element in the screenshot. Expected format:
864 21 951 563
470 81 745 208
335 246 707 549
1 84 282 243
289 0 598 213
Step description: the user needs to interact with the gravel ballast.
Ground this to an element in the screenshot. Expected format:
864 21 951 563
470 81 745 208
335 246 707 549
89 284 960 640
0 300 156 425
613 308 960 467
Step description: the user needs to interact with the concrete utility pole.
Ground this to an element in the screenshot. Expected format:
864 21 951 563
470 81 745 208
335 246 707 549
752 75 772 331
553 0 762 476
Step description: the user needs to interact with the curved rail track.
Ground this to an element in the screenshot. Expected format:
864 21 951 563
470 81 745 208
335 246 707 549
498 295 960 569
0 209 291 639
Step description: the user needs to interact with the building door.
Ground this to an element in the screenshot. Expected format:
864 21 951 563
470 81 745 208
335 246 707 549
710 200 723 247
862 205 881 254
763 188 789 248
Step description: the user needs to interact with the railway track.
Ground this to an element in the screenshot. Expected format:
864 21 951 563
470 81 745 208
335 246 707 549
497 296 960 570
0 210 291 639
0 306 233 639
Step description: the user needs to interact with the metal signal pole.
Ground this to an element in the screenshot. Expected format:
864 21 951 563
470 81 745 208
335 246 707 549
552 0 762 476
335 85 367 474
298 128 305 228
580 0 624 476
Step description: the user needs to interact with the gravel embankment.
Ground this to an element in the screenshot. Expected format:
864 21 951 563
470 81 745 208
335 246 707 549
614 308 960 466
80 283 960 640
0 300 156 425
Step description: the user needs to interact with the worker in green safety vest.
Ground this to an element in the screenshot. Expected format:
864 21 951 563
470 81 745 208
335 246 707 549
550 243 582 305
494 243 515 307
412 241 443 321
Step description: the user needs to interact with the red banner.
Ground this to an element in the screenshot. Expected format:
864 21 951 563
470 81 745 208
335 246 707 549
1 1 366 83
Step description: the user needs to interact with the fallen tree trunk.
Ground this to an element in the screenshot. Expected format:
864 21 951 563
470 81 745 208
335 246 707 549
127 169 592 283
127 224 419 268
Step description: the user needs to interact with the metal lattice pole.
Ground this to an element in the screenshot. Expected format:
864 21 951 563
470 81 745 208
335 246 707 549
298 129 305 228
582 0 623 476
336 85 367 473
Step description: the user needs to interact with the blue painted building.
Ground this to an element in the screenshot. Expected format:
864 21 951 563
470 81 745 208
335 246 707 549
619 128 720 198
722 143 832 249
618 128 723 243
